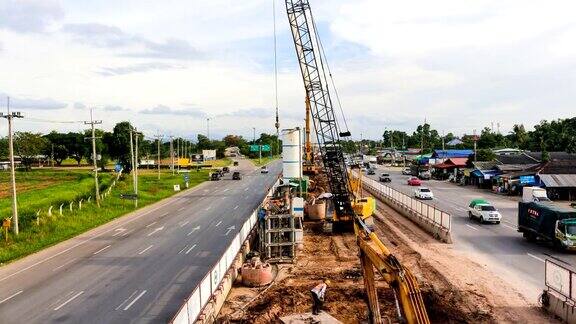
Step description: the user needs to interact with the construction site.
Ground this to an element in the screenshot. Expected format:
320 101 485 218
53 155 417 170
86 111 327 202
201 2 558 323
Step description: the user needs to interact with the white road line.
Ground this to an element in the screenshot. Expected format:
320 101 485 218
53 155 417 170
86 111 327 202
138 245 153 255
178 245 188 254
244 187 249 191
54 291 84 311
180 221 189 228
123 290 146 311
527 253 545 263
121 229 134 237
215 221 222 227
161 212 169 217
465 224 479 231
147 226 164 237
116 291 137 310
93 245 111 255
223 188 229 192
178 206 186 211
145 221 157 228
234 205 239 210
53 258 76 271
503 224 517 231
185 244 197 255
0 290 23 304
205 206 211 211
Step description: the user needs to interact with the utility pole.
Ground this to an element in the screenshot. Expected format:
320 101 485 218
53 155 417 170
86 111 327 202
176 138 180 172
84 108 102 207
442 130 445 152
134 129 141 195
169 136 175 175
51 143 54 168
473 129 478 162
1 97 23 235
155 133 162 180
129 127 136 195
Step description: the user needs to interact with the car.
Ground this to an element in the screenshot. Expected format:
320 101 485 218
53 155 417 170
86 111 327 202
367 168 376 175
233 161 239 166
261 166 269 174
414 187 434 200
222 166 230 173
232 171 242 180
407 177 422 186
402 168 412 175
468 199 502 224
210 172 221 181
418 171 431 180
379 173 391 182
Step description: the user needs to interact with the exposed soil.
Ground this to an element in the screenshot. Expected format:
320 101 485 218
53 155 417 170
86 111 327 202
218 175 557 323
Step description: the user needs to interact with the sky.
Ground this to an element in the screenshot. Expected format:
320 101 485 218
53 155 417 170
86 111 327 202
1 0 576 141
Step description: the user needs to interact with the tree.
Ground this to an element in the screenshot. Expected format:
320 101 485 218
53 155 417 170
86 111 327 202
0 137 8 160
50 145 69 166
63 132 88 166
14 132 48 170
104 122 137 172
475 149 496 161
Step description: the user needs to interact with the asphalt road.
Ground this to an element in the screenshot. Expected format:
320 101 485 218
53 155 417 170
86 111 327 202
368 166 576 301
0 159 281 324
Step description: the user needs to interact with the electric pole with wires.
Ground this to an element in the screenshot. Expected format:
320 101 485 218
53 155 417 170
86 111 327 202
84 108 102 207
1 97 23 235
154 133 163 180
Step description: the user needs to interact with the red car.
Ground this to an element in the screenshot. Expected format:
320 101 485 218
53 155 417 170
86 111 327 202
407 177 422 186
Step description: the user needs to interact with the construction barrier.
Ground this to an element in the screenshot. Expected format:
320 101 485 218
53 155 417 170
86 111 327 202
170 178 281 324
543 259 576 323
362 176 452 243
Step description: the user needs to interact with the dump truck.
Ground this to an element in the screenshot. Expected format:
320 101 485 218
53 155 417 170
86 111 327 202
518 201 576 250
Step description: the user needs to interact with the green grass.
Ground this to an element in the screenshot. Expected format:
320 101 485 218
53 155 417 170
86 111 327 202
202 158 232 168
250 155 279 167
0 169 208 264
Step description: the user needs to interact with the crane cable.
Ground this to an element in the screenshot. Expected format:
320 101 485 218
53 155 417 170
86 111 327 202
310 12 351 135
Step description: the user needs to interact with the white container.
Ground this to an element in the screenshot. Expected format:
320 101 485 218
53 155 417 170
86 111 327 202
282 128 302 179
291 197 304 218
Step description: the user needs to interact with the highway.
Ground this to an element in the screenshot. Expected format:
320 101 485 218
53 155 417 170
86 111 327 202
0 159 281 324
368 166 576 301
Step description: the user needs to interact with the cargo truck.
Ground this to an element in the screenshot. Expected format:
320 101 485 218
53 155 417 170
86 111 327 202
518 201 576 250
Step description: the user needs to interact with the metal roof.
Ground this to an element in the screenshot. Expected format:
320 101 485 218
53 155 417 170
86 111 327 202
540 174 576 188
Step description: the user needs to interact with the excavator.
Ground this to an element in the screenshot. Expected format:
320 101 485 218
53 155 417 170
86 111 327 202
284 1 430 323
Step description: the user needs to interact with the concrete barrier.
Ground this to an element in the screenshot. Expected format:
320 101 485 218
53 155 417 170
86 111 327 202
362 178 452 243
542 290 576 323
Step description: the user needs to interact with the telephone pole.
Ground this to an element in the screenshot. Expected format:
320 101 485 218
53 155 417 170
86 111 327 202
169 136 175 175
129 127 136 194
154 133 163 180
207 118 211 140
134 129 141 195
84 108 102 207
1 97 23 235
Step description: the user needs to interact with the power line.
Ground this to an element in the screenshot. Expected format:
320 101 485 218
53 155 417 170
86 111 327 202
83 108 102 208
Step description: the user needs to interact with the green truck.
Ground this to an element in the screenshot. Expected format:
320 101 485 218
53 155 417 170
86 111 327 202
518 201 576 250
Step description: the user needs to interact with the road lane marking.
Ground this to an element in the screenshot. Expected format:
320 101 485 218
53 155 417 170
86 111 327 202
138 245 153 255
503 224 516 230
53 258 76 272
0 290 23 304
93 245 111 255
527 253 545 263
145 221 157 228
187 226 200 236
180 221 189 228
465 224 479 231
178 245 189 254
178 206 186 211
121 229 134 237
215 221 222 227
116 291 137 310
123 290 146 311
185 244 197 255
147 226 164 237
244 187 249 191
54 291 84 311
205 206 211 211
224 226 235 236
161 212 169 217
223 188 229 192
112 228 126 236
234 205 239 210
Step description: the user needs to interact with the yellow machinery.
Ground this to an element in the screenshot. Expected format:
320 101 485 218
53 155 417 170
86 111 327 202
303 96 319 175
285 1 431 322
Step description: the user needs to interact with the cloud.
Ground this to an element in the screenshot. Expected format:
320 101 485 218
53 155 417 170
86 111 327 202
2 94 67 110
103 105 126 111
0 0 64 33
140 105 206 118
98 62 185 76
220 108 275 118
62 23 202 60
73 102 86 109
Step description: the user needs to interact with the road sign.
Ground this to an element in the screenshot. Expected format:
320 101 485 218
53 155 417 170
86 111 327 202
183 174 190 181
120 193 138 200
261 144 271 152
250 145 260 152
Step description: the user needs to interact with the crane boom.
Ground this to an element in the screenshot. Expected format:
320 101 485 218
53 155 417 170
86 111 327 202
285 0 354 221
284 1 431 323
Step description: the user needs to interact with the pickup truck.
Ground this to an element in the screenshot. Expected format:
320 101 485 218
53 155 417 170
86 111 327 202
468 199 501 224
518 201 576 250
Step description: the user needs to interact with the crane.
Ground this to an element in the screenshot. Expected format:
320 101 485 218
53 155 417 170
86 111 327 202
284 1 431 323
303 95 319 175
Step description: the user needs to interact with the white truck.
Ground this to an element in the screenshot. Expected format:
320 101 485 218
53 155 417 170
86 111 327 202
522 187 550 202
468 199 502 224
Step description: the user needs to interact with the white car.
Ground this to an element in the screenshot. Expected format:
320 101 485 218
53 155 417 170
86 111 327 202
468 203 502 224
414 187 434 200
261 166 269 174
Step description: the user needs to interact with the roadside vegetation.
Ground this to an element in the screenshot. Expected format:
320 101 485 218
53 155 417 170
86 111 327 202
0 168 208 264
250 155 280 167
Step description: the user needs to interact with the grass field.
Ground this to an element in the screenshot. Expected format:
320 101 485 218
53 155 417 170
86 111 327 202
250 155 279 167
0 168 208 264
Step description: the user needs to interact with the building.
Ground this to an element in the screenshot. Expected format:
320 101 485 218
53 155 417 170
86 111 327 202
431 157 468 180
537 160 576 201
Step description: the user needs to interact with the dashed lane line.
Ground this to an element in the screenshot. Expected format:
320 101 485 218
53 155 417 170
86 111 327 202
93 245 111 255
527 253 545 263
465 224 479 231
0 290 23 305
54 291 84 311
138 245 153 255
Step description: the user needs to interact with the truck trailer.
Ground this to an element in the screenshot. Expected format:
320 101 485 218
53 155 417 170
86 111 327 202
518 201 576 250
